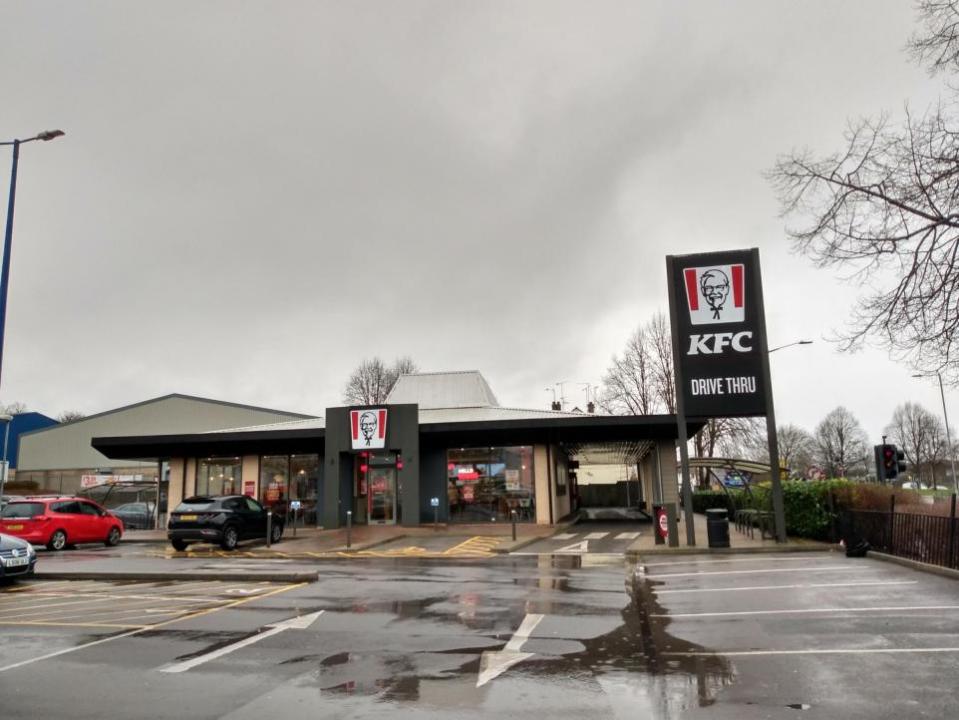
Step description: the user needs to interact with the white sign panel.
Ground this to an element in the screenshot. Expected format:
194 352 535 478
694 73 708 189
683 264 745 325
350 408 388 450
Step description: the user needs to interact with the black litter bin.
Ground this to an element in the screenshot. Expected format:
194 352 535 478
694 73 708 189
706 508 730 548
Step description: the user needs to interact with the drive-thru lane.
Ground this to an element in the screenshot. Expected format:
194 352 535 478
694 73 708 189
512 521 645 555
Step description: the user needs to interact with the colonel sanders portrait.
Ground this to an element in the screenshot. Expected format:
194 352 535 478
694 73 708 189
699 268 730 319
359 411 378 445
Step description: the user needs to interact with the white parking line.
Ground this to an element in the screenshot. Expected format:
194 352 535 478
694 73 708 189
477 613 544 686
552 533 576 540
615 532 640 540
654 580 919 595
584 532 608 540
642 555 844 568
666 647 959 657
652 605 959 619
648 565 872 578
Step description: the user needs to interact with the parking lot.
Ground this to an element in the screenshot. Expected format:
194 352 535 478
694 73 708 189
639 552 959 718
1 552 958 718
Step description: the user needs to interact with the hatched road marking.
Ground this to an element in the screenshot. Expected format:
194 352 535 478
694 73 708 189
0 581 304 673
0 580 292 632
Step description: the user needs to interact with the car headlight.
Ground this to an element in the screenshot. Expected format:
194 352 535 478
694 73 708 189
26 544 36 557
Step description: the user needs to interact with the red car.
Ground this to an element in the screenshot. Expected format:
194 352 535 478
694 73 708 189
0 497 124 550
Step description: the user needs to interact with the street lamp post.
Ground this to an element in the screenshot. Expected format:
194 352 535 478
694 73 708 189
0 129 65 392
913 372 958 495
768 340 813 354
0 412 12 500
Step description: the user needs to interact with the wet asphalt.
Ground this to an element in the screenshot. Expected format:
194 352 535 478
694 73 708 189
0 552 958 719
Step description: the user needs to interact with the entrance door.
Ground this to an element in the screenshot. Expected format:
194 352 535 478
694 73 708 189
367 467 396 524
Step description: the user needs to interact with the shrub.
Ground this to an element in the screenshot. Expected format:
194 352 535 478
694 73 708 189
691 491 736 514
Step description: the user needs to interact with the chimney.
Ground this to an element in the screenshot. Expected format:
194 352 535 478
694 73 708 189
587 401 595 414
551 401 562 411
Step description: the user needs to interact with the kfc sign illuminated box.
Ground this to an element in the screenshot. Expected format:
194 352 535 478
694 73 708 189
350 408 388 450
666 249 771 417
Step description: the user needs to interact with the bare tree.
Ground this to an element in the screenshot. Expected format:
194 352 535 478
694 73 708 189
769 1 959 383
600 312 675 415
776 424 816 477
648 312 676 413
57 410 85 423
342 356 419 405
692 417 760 488
886 402 946 487
0 401 27 416
813 406 870 478
599 325 658 415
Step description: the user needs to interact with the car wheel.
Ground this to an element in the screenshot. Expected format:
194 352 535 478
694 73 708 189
105 527 121 547
171 539 188 552
220 526 239 551
271 522 283 544
48 529 68 551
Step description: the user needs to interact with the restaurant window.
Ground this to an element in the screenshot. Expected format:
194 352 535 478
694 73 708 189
260 455 290 512
289 454 321 526
196 457 242 497
447 446 534 523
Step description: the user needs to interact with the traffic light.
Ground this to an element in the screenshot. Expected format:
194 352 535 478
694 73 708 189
876 444 907 481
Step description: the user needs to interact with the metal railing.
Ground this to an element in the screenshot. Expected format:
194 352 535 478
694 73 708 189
842 494 959 570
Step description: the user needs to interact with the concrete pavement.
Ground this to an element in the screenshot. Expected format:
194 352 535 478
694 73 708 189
2 553 958 718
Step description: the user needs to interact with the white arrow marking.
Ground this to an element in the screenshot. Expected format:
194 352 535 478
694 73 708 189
555 540 589 553
477 613 544 687
160 610 324 673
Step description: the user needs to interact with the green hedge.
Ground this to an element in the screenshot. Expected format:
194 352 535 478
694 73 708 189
692 479 857 540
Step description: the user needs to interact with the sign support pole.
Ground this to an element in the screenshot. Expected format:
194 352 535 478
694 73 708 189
751 249 786 543
666 255 697 546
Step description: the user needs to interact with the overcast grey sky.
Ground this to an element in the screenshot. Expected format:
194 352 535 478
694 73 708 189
0 1 949 441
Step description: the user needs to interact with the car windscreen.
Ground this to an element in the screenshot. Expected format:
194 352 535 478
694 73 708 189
0 502 45 518
173 500 218 513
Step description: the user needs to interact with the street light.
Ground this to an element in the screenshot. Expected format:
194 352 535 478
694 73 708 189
768 339 813 354
0 412 12 500
0 129 64 393
912 372 957 495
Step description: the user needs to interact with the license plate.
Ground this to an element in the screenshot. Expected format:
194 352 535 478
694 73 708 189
4 524 23 531
180 515 198 521
3 556 29 567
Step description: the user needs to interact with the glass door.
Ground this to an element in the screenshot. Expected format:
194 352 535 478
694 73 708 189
367 467 396 524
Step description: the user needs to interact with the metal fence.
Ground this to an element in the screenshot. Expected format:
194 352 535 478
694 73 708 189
842 495 959 570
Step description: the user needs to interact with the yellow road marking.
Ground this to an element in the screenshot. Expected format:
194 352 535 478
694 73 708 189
0 620 143 629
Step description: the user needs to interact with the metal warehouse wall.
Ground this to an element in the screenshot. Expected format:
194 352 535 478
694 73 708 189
17 396 313 471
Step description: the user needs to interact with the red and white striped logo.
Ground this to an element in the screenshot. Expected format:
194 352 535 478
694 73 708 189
350 409 388 450
683 264 745 325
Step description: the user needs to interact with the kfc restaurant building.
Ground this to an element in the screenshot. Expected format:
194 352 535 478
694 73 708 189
93 371 692 529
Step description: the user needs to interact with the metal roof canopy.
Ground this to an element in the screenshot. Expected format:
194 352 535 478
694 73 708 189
93 414 703 461
564 441 654 466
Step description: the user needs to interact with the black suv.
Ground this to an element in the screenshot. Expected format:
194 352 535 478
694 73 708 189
167 495 284 551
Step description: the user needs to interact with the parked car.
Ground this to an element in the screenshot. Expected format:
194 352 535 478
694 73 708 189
0 497 124 550
168 495 283 551
110 501 156 530
0 532 36 581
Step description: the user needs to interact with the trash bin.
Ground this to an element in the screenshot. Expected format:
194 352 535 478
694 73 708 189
706 508 730 548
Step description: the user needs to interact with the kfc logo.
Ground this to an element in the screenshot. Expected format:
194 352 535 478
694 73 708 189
350 408 388 450
683 264 745 325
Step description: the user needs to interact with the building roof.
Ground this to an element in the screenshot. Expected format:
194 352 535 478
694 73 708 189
19 393 316 439
385 371 499 409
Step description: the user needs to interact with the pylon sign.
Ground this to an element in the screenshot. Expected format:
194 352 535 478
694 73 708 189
666 249 772 417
